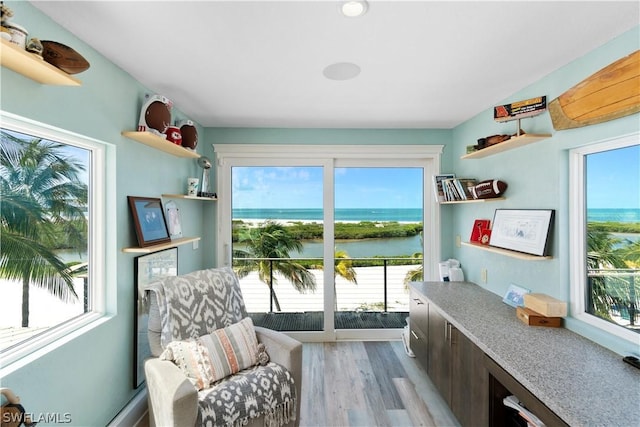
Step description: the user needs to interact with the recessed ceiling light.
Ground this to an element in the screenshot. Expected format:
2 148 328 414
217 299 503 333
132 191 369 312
323 62 361 81
341 1 368 18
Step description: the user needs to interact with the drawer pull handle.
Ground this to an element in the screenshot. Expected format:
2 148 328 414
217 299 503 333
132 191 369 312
411 330 419 340
413 298 424 305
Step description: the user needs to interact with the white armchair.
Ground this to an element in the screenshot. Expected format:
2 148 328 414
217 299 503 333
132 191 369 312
144 267 302 427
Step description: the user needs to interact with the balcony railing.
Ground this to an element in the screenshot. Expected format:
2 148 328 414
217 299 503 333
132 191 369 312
587 268 639 331
232 257 421 330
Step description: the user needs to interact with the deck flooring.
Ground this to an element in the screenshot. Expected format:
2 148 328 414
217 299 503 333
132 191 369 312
250 311 409 331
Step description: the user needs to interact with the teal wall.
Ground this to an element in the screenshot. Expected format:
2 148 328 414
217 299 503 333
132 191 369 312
449 26 640 356
1 2 212 425
1 1 638 424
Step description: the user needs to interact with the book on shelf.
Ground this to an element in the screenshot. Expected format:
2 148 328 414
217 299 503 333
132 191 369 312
439 177 478 202
432 173 455 202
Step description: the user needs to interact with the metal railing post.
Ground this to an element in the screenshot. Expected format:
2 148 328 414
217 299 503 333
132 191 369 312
383 259 388 312
269 259 274 313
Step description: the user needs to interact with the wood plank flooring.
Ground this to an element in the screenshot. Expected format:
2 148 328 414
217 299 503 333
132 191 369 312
300 341 460 427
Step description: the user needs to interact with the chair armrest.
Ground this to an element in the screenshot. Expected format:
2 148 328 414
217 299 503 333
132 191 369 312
144 358 198 427
255 327 302 426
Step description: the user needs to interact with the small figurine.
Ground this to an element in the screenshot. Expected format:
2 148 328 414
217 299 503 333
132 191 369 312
26 37 43 56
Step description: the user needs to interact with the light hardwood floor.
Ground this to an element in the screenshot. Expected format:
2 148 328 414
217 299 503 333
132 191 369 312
299 341 460 427
137 341 459 427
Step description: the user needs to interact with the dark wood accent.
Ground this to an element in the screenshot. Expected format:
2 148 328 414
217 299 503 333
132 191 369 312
451 327 489 427
427 305 451 402
485 355 569 427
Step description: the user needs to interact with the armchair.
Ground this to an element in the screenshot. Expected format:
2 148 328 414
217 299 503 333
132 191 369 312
144 267 302 427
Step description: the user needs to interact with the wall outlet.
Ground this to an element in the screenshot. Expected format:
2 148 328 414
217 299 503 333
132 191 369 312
455 235 461 248
193 240 199 250
481 268 488 283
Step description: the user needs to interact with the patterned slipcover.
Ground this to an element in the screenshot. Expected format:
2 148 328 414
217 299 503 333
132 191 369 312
146 267 297 427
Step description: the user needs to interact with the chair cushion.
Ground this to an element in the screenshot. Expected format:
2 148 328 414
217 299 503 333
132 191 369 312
145 267 248 353
160 317 264 390
197 362 297 427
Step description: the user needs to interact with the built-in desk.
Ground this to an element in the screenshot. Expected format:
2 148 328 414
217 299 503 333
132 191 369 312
410 281 640 426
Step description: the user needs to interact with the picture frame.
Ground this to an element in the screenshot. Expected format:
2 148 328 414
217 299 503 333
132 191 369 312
133 247 178 388
502 283 531 308
165 200 183 239
127 196 171 247
489 209 554 256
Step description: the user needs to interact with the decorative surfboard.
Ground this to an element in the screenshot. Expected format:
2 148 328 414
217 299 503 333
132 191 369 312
548 50 640 130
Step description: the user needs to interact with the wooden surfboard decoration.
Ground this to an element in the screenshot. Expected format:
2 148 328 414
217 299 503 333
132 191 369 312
548 50 640 130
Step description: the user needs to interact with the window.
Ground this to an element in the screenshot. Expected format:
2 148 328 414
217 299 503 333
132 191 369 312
216 144 442 341
570 133 639 344
0 112 109 365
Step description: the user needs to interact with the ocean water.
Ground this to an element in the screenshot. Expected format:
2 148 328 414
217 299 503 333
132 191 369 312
233 208 423 222
587 208 640 223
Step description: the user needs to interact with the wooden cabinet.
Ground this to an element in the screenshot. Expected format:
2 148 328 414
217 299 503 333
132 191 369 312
409 290 429 367
427 306 451 401
485 356 568 427
450 328 489 427
411 297 489 427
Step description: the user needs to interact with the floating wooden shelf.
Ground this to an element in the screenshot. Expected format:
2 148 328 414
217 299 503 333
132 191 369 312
162 194 217 201
122 236 201 253
440 197 505 205
0 38 81 86
461 134 552 159
122 131 200 158
461 241 552 260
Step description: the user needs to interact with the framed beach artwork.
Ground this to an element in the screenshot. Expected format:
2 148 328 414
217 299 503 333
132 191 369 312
133 247 178 388
502 284 531 308
489 209 554 256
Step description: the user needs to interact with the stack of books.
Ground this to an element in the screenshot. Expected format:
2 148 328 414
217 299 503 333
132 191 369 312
432 174 478 202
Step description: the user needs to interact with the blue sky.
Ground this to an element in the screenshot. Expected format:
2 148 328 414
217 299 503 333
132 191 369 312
232 167 423 209
586 144 639 209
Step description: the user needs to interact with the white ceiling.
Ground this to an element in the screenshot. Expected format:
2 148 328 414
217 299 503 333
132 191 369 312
31 1 639 129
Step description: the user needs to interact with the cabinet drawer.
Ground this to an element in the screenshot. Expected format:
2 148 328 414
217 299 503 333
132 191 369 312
409 324 428 369
410 291 428 333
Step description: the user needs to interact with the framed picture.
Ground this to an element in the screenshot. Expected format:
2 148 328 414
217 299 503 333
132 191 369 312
133 247 178 388
502 283 531 308
489 209 554 256
165 200 183 239
128 196 171 247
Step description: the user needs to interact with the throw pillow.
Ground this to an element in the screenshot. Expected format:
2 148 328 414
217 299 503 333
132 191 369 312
160 317 263 390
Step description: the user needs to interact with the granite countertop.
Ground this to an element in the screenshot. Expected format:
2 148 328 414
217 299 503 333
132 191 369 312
411 281 640 427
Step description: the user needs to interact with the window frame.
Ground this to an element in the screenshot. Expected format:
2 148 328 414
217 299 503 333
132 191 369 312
215 143 443 341
0 111 111 367
569 131 640 345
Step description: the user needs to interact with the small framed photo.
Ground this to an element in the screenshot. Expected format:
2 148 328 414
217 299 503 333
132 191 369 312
127 196 171 247
489 209 554 256
503 284 530 308
165 200 183 239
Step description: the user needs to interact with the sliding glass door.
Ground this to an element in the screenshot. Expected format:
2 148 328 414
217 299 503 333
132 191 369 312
216 144 441 341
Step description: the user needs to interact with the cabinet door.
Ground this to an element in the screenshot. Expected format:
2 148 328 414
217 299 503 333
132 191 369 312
427 306 451 403
409 290 429 368
450 327 489 427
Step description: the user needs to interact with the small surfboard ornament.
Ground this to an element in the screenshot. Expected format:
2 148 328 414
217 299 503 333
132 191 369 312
548 50 640 130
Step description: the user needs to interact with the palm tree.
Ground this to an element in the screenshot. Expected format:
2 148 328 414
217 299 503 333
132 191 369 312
234 220 317 311
586 228 628 321
1 132 88 327
333 248 357 310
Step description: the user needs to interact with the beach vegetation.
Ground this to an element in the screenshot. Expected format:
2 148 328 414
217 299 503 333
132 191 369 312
234 220 317 311
232 220 422 242
0 132 87 327
586 224 639 326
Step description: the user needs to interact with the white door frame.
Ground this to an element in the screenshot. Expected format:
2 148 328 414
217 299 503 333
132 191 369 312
215 144 443 342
